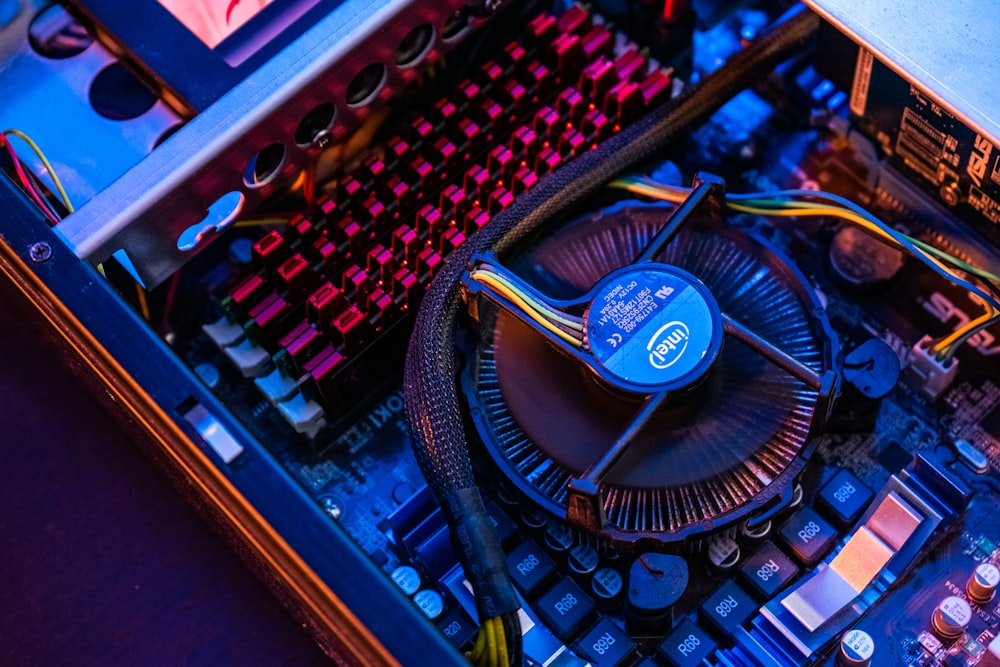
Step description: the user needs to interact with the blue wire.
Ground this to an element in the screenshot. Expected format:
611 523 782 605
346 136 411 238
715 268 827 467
729 189 1000 314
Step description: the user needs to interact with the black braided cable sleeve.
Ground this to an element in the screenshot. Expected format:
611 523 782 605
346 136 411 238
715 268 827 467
403 7 821 626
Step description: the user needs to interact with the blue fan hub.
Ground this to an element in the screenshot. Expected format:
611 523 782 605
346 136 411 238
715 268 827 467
586 264 723 393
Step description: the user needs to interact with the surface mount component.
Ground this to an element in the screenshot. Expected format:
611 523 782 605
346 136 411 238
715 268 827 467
718 453 972 666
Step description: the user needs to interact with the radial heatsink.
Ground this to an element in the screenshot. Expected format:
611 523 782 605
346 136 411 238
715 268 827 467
464 204 836 545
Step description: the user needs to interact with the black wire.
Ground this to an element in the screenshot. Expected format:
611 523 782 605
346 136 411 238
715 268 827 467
403 5 821 658
501 611 522 667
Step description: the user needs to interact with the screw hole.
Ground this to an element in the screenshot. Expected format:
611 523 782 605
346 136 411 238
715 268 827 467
295 103 336 146
153 123 183 148
396 24 434 67
244 143 285 187
442 7 472 42
89 62 158 120
29 5 93 59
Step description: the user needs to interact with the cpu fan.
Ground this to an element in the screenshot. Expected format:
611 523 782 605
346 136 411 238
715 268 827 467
460 178 840 548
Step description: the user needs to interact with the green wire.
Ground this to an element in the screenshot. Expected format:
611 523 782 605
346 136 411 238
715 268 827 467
610 175 1000 359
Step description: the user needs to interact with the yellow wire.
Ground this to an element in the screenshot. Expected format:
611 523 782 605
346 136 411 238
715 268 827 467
484 617 498 667
470 272 584 347
233 218 290 227
135 282 151 321
495 617 509 667
725 203 998 355
468 624 487 663
929 308 998 352
612 178 1000 359
913 239 1000 285
732 201 999 353
471 268 584 330
614 179 936 268
609 178 688 203
909 238 1000 355
3 129 74 212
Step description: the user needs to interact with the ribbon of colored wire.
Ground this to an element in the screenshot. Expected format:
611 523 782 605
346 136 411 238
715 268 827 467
610 176 1000 360
1 129 74 224
468 262 585 348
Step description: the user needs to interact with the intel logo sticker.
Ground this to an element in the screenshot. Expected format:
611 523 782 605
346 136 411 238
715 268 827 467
587 265 721 391
647 321 690 369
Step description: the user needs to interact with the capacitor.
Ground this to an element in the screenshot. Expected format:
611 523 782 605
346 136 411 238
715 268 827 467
413 589 445 620
625 553 689 634
543 520 575 555
827 226 904 294
706 533 741 577
837 629 875 666
494 484 520 509
390 565 421 596
740 519 772 542
591 567 624 611
568 544 599 578
967 562 1000 603
931 595 972 639
521 506 548 531
391 482 415 505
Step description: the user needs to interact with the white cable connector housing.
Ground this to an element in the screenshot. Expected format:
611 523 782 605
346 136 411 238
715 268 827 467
907 335 959 400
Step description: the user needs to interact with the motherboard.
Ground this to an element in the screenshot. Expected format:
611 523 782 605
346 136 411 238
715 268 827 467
157 4 1000 666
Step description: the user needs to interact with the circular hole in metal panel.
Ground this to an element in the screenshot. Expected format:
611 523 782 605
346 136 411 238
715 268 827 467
89 62 158 120
345 63 386 107
29 5 93 59
153 123 183 148
244 143 285 187
295 103 336 146
396 24 434 68
442 7 471 42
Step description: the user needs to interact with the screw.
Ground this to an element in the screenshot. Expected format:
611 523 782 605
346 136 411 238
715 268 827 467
29 241 52 262
312 129 333 151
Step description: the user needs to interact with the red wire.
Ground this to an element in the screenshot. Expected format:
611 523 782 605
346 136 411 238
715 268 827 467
662 0 691 22
0 133 61 224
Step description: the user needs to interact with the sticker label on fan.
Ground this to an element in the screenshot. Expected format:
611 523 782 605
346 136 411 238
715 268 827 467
587 266 720 390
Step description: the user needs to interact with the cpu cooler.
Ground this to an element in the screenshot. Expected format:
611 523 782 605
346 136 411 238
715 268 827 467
461 178 840 549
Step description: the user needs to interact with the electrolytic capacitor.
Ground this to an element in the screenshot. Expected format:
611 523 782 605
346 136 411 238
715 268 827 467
837 629 875 666
931 596 972 639
591 567 624 611
414 589 445 620
740 519 772 542
568 544 599 578
543 520 575 555
706 533 741 577
390 565 421 596
967 562 1000 604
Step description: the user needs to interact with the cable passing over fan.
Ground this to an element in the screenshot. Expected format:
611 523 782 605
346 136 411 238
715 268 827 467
461 174 841 548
